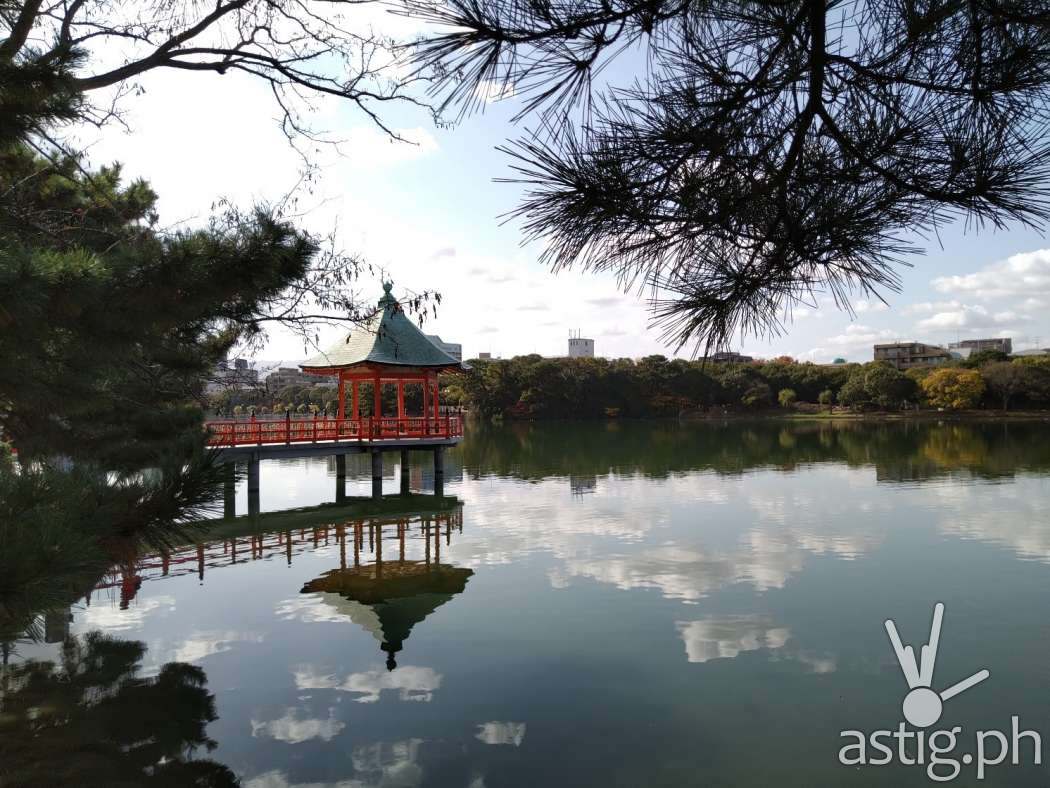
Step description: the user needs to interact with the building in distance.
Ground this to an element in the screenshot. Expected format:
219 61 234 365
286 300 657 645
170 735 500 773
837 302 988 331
708 351 754 363
206 358 259 393
568 331 595 358
266 366 334 389
948 337 1013 357
873 342 952 370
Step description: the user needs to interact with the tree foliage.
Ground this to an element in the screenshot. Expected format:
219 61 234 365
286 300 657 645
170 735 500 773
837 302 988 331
407 0 1050 351
0 147 329 466
980 360 1050 410
0 632 237 786
0 0 427 146
833 362 914 410
921 367 986 410
456 355 853 417
449 355 1050 418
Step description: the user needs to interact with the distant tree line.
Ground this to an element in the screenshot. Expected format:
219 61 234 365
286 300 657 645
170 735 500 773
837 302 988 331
448 353 1050 419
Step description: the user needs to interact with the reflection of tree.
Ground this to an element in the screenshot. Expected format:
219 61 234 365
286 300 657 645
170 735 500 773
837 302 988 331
0 447 221 651
0 632 238 787
458 419 1046 484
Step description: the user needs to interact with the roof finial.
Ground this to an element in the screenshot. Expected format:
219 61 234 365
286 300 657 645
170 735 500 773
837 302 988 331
379 280 396 307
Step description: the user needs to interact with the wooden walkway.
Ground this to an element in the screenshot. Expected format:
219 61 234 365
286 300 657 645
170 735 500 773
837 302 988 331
206 416 463 510
206 414 463 448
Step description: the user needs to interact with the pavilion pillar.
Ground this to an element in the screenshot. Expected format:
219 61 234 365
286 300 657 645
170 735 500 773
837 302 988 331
422 378 430 434
433 446 444 498
432 376 440 420
335 454 346 503
247 453 260 517
373 374 381 436
223 462 236 519
397 380 405 419
337 374 346 420
375 519 383 579
371 450 383 498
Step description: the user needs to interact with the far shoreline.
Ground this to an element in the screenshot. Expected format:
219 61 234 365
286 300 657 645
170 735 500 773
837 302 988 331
475 409 1050 423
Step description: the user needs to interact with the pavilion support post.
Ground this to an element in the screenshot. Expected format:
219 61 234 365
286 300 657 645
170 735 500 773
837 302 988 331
397 380 405 420
373 374 381 437
247 454 260 517
337 375 346 421
422 378 430 435
400 449 410 496
432 377 440 421
371 450 383 499
335 454 346 504
223 462 236 520
433 446 445 498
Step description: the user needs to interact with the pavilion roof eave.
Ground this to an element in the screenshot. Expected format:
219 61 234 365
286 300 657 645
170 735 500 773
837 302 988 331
302 361 467 377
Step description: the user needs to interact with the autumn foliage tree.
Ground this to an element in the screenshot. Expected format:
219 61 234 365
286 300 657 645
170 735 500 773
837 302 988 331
921 368 986 410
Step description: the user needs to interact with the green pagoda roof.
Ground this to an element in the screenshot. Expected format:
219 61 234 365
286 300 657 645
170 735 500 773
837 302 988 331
302 562 474 670
300 282 461 371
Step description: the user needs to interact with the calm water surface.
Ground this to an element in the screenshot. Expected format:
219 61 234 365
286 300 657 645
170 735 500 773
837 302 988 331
8 420 1050 787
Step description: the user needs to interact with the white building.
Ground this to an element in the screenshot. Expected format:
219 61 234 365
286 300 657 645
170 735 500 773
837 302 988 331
568 332 595 358
425 334 463 361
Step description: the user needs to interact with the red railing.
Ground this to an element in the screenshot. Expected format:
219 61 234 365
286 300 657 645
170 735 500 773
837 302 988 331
205 415 463 447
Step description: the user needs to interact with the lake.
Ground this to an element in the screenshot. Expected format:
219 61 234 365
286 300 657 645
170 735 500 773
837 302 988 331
6 419 1050 787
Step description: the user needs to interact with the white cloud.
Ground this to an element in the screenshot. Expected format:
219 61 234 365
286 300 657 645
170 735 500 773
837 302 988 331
293 664 443 703
932 249 1050 298
903 300 964 315
475 721 527 746
78 594 176 632
803 324 896 360
172 630 265 663
245 739 423 788
251 708 345 744
340 126 439 169
675 616 837 673
275 595 354 624
675 616 790 663
914 303 1023 332
853 299 889 314
826 324 896 346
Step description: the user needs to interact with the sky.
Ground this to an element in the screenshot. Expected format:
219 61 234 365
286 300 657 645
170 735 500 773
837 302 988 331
73 9 1050 365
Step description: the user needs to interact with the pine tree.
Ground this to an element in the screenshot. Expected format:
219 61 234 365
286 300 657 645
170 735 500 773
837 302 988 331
0 146 321 467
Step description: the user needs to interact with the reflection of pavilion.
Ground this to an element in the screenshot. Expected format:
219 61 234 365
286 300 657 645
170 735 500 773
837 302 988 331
301 515 472 670
89 507 464 611
569 474 597 496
